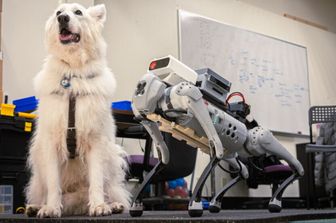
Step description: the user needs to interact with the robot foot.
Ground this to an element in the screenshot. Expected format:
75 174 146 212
129 202 143 217
188 201 203 217
268 203 282 213
268 198 282 213
208 203 221 213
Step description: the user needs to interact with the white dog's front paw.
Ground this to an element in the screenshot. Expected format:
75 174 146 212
89 203 112 216
37 205 61 218
110 202 124 214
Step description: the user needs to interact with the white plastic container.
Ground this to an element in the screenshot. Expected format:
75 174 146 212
0 185 13 214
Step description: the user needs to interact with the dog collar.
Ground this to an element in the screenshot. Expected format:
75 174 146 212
60 74 97 89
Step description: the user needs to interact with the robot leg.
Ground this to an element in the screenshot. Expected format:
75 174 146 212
208 176 241 213
129 120 169 217
246 127 304 176
163 82 226 216
245 127 304 212
268 174 300 212
168 82 225 159
188 154 220 217
224 156 249 179
208 156 249 213
165 82 251 216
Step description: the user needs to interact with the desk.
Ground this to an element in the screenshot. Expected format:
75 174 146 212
113 109 146 139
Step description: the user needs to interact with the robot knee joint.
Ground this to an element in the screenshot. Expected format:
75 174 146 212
174 82 203 101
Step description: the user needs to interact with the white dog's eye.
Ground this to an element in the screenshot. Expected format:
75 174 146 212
74 10 83 16
56 11 61 16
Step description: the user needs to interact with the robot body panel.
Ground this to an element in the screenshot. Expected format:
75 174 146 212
208 103 248 154
245 126 267 156
132 73 166 116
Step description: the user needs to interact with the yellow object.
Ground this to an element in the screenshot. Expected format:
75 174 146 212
16 207 25 214
0 103 16 117
24 122 32 132
18 112 37 119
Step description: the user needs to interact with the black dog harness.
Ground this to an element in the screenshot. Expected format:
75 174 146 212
67 96 77 159
60 75 77 159
59 74 97 159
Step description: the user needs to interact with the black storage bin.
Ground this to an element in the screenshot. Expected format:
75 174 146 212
0 159 29 214
0 113 33 213
0 115 33 159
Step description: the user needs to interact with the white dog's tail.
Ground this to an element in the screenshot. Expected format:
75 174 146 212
104 144 132 210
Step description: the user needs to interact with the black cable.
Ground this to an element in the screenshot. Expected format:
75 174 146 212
161 109 188 122
138 139 144 153
217 157 242 175
248 158 264 171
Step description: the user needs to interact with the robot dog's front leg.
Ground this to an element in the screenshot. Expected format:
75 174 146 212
163 82 243 217
129 120 168 217
130 73 170 217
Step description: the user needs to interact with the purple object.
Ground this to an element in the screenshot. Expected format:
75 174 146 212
264 164 292 173
127 155 159 167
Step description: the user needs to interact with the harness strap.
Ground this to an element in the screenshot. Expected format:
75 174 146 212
67 95 77 159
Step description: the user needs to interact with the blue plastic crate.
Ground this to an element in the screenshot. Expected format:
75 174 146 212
112 100 132 111
12 96 38 112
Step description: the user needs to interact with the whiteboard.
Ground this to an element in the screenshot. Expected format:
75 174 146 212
179 10 310 135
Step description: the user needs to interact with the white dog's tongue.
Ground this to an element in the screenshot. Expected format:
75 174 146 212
60 34 73 41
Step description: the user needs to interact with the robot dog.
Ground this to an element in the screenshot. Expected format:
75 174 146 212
130 55 304 217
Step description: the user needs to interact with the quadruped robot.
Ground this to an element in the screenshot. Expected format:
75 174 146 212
130 55 304 217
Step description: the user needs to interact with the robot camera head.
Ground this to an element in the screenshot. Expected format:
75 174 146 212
147 55 198 86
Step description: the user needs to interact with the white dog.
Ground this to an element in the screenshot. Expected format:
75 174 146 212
25 3 131 218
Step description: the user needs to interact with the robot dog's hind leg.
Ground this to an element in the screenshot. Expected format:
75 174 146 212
208 157 248 213
246 127 304 212
268 173 300 212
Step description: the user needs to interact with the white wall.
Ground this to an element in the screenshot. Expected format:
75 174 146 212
3 0 58 101
239 0 336 33
3 0 336 197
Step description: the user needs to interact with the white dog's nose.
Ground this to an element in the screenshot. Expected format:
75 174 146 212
58 14 70 24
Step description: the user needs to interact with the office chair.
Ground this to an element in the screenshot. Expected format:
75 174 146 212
305 106 336 207
243 155 295 212
127 132 198 208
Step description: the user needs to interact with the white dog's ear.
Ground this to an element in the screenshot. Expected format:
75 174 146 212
87 4 106 23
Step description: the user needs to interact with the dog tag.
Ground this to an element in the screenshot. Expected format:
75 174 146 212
61 77 71 89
